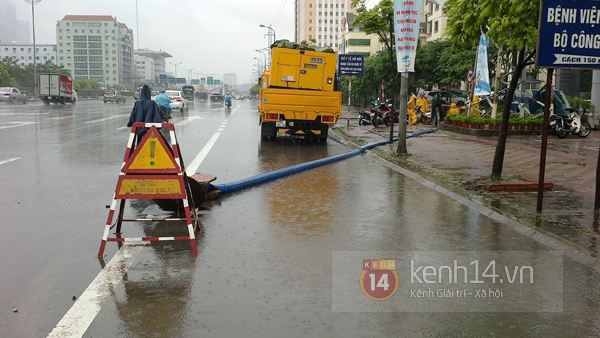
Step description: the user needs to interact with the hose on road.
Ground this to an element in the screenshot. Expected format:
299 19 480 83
207 128 438 195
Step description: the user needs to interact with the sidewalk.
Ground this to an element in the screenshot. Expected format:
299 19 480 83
334 106 600 255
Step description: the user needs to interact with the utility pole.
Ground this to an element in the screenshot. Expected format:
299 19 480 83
24 0 42 98
396 73 408 155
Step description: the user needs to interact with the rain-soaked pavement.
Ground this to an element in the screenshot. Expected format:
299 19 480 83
1 99 600 337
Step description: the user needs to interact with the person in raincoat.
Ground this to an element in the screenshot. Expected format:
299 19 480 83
407 93 418 125
469 95 481 116
127 84 163 144
416 93 428 124
446 102 461 117
154 89 173 122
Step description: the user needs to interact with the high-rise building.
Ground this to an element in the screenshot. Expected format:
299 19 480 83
222 73 237 90
0 2 30 44
134 49 172 85
56 15 134 88
295 0 357 48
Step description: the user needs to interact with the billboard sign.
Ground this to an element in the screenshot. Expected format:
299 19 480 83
191 79 200 85
537 0 600 69
393 0 423 72
338 54 364 76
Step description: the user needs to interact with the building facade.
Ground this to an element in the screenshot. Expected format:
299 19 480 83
134 49 172 85
338 13 384 57
423 1 448 43
56 15 134 88
0 44 57 67
295 0 357 48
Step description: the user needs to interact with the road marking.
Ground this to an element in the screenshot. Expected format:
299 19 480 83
186 107 238 175
176 115 202 126
47 245 144 338
0 157 21 166
85 115 122 124
0 121 36 130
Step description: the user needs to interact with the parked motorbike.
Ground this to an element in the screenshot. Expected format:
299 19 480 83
371 100 393 128
382 109 399 126
550 108 591 138
358 110 373 125
415 105 431 125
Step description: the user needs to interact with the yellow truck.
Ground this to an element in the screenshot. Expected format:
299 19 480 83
259 47 341 140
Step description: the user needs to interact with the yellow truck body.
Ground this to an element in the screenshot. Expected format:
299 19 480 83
259 47 341 140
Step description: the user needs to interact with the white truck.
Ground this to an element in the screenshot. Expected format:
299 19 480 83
39 73 77 105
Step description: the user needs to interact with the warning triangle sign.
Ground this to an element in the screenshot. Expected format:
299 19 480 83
122 126 181 174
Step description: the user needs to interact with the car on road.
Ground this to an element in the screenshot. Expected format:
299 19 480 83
165 90 189 111
103 90 126 103
210 93 224 104
0 87 28 104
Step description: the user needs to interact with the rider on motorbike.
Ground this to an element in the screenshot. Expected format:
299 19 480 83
224 93 233 107
154 89 173 122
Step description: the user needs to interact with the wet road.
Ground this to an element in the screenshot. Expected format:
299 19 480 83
1 99 600 337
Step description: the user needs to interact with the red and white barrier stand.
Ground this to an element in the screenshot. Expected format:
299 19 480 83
98 122 200 258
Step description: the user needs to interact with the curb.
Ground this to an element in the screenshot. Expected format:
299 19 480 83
329 128 600 273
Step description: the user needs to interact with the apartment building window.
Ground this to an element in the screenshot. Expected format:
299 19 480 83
20 48 24 51
309 3 312 7
434 20 439 32
90 63 102 68
309 27 312 31
435 4 439 10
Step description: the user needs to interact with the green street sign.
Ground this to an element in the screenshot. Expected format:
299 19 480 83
214 80 221 84
207 77 213 85
191 79 200 85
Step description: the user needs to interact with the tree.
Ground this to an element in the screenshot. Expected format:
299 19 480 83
38 60 71 76
351 0 398 101
445 0 539 179
0 65 16 87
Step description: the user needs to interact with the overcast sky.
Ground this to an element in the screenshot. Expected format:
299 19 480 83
9 0 296 84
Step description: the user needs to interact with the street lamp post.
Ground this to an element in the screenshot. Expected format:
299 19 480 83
260 24 276 68
184 68 194 85
254 58 264 74
169 61 182 84
255 49 267 70
24 0 42 98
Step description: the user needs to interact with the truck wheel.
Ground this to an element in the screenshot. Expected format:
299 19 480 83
72 98 76 105
42 99 49 105
60 98 66 105
261 122 276 140
103 100 106 104
318 126 329 141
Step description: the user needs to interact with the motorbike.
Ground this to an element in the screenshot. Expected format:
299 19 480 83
550 107 591 138
358 110 373 125
371 100 393 128
225 100 232 108
382 108 399 126
415 105 431 125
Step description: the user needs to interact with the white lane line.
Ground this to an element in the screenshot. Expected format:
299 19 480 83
176 115 202 126
186 106 238 174
85 115 122 124
0 121 36 130
186 131 222 175
0 157 21 165
47 245 144 338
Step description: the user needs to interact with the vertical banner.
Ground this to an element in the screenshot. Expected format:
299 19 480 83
393 0 423 73
474 32 492 96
